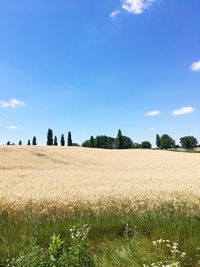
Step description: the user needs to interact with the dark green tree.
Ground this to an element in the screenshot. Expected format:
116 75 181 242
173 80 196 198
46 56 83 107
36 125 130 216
27 139 31 146
60 134 65 146
68 131 72 146
54 136 58 146
90 136 94 148
180 136 198 149
156 134 161 148
116 129 123 149
82 140 90 147
117 136 133 149
19 140 22 145
7 141 10 145
96 136 100 148
32 136 37 146
47 129 53 146
141 141 152 149
160 134 175 149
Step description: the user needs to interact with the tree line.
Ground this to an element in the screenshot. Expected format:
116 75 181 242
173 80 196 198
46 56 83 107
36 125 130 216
4 129 199 150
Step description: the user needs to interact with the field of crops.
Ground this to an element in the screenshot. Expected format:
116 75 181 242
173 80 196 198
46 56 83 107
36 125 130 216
0 146 200 215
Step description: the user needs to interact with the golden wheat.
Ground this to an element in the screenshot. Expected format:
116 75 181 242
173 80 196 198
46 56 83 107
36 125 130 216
0 146 200 215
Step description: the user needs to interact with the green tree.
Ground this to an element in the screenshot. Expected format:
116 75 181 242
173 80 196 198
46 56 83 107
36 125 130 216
82 140 90 147
156 134 161 148
116 129 123 149
27 140 31 146
47 129 53 146
90 136 94 148
96 136 100 148
141 141 152 149
68 131 72 146
119 136 133 149
32 136 37 146
60 134 65 146
19 140 22 145
180 136 198 149
160 134 175 149
7 141 10 145
54 136 58 146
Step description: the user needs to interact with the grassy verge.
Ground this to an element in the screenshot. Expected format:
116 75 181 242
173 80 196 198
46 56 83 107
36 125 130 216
1 210 200 266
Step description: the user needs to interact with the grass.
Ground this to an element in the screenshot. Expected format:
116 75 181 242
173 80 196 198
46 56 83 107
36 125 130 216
1 210 200 266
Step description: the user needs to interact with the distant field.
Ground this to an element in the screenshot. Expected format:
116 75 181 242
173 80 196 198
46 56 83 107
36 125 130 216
0 146 200 215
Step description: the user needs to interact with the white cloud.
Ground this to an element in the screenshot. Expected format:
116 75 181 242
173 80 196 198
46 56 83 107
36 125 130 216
0 98 24 108
110 10 121 18
172 107 195 116
145 110 160 116
1 118 5 121
7 125 19 130
111 0 156 18
190 60 200 72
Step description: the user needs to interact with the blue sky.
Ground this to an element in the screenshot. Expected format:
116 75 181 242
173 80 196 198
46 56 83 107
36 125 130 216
0 0 199 146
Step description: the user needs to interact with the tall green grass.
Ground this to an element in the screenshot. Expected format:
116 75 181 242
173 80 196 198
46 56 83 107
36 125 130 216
1 211 200 266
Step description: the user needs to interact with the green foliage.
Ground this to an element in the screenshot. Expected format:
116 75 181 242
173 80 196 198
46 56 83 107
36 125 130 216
27 139 31 146
54 136 58 146
180 136 198 149
160 134 175 149
90 136 95 148
116 129 123 149
141 141 152 149
19 140 22 145
60 134 65 146
48 234 64 266
82 140 91 147
82 133 133 149
47 129 53 146
32 136 37 146
68 132 72 147
156 134 161 148
8 225 93 267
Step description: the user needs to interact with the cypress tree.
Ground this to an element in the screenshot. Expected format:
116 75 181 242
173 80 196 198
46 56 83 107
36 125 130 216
7 141 10 145
156 134 161 148
19 140 22 145
61 134 65 146
27 139 31 145
32 136 37 145
54 136 58 146
90 136 94 148
116 129 123 149
68 131 72 146
47 129 53 146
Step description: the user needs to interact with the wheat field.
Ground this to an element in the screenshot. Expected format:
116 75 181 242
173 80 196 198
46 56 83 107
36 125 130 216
0 146 200 215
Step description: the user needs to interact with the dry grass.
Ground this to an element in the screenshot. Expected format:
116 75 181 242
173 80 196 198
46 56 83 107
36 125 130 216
0 146 200 215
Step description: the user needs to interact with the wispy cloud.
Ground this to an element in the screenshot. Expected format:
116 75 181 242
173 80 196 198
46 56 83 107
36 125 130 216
1 118 5 121
172 107 195 116
0 99 24 108
110 10 121 18
145 110 160 116
7 125 19 130
111 0 156 18
190 60 200 72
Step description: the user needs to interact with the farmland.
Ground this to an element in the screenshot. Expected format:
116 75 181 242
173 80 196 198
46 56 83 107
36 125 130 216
1 146 200 266
0 146 200 215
